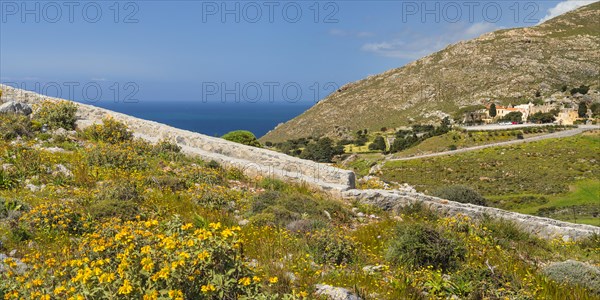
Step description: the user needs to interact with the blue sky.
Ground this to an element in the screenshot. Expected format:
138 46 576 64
0 0 596 104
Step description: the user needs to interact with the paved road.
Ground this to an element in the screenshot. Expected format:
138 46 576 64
387 125 599 162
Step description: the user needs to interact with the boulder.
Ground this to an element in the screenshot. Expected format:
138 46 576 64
315 284 362 300
0 101 32 115
542 260 600 294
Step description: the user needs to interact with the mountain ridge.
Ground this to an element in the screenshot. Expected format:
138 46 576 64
261 2 600 142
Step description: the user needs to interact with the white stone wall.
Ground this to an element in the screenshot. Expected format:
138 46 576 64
343 189 600 240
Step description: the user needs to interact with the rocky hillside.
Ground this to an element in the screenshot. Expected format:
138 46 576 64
262 2 600 142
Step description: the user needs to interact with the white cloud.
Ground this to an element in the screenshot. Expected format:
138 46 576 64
361 22 501 60
539 0 599 23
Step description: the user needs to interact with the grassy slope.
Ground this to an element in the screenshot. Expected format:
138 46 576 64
392 129 546 158
381 132 600 225
1 116 599 298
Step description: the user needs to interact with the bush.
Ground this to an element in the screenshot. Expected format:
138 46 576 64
386 223 466 271
300 137 344 163
89 198 141 221
34 101 77 130
368 136 387 151
18 202 88 235
82 117 133 144
0 216 278 299
86 143 147 170
97 181 142 202
310 231 357 266
249 191 350 227
542 260 600 294
147 175 188 192
0 114 32 140
0 170 18 190
153 139 181 154
431 185 487 206
222 130 261 147
0 197 29 220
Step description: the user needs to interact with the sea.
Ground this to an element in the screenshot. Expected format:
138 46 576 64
94 101 312 138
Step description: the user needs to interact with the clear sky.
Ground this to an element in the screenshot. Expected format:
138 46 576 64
0 0 596 104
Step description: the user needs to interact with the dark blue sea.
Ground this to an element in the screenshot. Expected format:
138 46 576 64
94 101 311 138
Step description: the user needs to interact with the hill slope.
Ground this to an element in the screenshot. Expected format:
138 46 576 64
262 2 600 142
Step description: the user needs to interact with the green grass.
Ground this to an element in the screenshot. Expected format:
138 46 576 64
381 133 600 225
392 128 567 158
342 153 384 177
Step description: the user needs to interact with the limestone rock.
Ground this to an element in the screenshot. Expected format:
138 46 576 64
315 284 362 300
0 101 32 115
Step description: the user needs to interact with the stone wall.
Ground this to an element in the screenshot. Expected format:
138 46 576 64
343 189 600 241
0 84 356 193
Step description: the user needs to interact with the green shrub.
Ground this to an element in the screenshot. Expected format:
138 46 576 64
0 197 29 220
386 223 466 271
89 181 143 220
368 136 387 151
34 100 78 130
82 117 133 144
249 212 276 226
153 139 182 154
0 114 32 140
480 216 543 247
542 260 600 294
89 198 141 221
431 185 487 206
222 130 261 147
0 170 18 190
310 231 357 266
194 188 231 210
396 202 439 220
249 191 350 227
97 181 142 202
258 178 288 191
86 143 147 170
147 175 188 192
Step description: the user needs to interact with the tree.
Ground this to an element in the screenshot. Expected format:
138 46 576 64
590 103 600 117
489 103 497 118
368 136 386 151
528 112 555 124
300 137 343 163
499 111 523 123
221 130 261 147
578 102 588 118
570 85 590 95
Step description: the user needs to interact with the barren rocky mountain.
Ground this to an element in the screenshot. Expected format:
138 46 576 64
262 2 600 142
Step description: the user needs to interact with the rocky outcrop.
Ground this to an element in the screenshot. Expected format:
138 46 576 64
315 284 362 300
0 101 32 115
342 189 600 241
